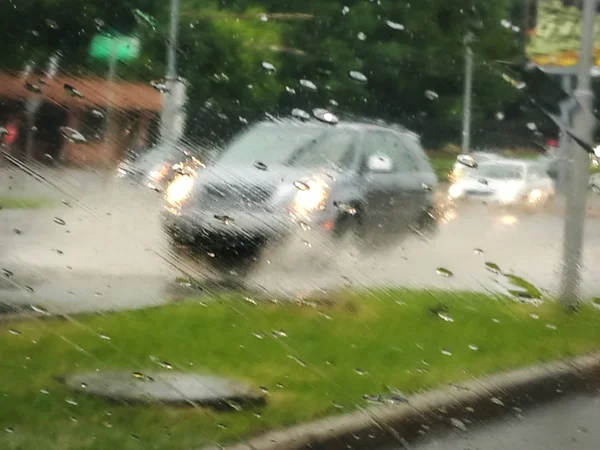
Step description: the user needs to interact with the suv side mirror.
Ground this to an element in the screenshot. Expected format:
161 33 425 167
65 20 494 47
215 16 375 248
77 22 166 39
366 154 393 173
457 154 478 168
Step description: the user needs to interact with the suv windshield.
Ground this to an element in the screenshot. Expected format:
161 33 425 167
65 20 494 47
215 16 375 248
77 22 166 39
216 123 325 166
477 163 525 180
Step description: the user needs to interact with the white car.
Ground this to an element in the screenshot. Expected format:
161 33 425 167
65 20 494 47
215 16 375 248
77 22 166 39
449 151 506 183
448 160 555 206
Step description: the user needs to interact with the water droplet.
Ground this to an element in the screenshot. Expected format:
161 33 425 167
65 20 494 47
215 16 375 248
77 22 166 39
332 400 344 409
64 84 84 98
546 324 557 330
133 372 144 379
25 81 42 93
13 228 22 235
272 330 287 338
437 312 454 322
254 161 267 171
386 20 404 30
501 19 511 28
436 267 453 278
288 355 306 367
473 248 484 255
25 286 34 293
66 398 78 406
45 19 59 29
217 423 227 429
342 6 350 15
253 333 263 340
260 386 269 394
424 90 439 101
99 334 111 341
299 221 311 231
450 417 467 431
261 61 276 73
81 382 88 389
40 389 49 395
490 397 505 406
276 382 284 388
91 109 105 119
355 367 368 375
30 305 49 314
492 318 501 323
527 122 537 131
2 268 14 277
60 126 86 143
441 348 453 356
160 361 173 369
312 108 338 124
214 215 234 225
357 32 367 41
302 240 312 248
485 262 501 274
468 344 479 351
349 71 368 82
245 297 258 305
293 181 310 191
259 13 268 22
285 86 296 94
496 112 505 121
53 217 66 226
512 25 521 33
292 108 311 120
8 329 21 336
530 313 539 320
299 79 317 91
5 427 14 433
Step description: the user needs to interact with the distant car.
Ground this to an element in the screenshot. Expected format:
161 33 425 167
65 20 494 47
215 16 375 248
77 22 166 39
117 141 204 192
448 160 555 206
449 151 506 183
162 120 438 264
590 173 600 194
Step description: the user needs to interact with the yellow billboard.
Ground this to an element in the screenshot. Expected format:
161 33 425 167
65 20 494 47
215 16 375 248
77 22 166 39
527 0 600 67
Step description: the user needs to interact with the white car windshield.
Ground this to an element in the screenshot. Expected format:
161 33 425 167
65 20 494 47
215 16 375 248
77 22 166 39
477 163 525 180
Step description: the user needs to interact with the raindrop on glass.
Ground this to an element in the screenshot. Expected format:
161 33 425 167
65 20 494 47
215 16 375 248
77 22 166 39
342 6 350 15
285 86 296 94
485 262 501 274
45 19 59 29
312 108 338 124
8 329 21 336
473 248 484 255
450 417 467 431
530 313 539 320
160 361 173 369
299 79 317 91
468 344 479 351
424 90 439 101
294 181 310 191
2 268 14 277
501 19 511 28
386 20 405 30
292 108 311 120
546 324 557 330
436 267 453 278
261 61 276 73
357 32 367 41
64 84 84 98
65 398 78 406
25 81 42 93
496 112 505 121
355 367 368 375
441 348 453 356
60 127 86 143
253 161 267 171
349 71 368 83
437 312 454 322
99 334 111 341
214 215 234 225
40 389 50 395
490 397 505 406
527 122 537 131
259 13 268 22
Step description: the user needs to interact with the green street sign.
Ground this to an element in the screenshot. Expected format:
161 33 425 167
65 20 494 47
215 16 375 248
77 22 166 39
90 34 141 62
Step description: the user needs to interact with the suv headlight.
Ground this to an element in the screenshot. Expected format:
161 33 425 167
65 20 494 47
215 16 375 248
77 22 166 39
498 185 520 203
165 174 194 206
291 178 329 216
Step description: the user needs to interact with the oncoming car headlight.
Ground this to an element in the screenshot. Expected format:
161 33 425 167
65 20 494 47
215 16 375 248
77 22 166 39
448 184 463 199
527 189 544 204
291 178 330 216
498 185 520 203
165 174 194 206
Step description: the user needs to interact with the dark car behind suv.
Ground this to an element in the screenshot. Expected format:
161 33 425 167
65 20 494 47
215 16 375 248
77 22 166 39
162 119 438 267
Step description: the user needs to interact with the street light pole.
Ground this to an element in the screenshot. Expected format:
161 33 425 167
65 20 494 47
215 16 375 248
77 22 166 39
462 33 474 154
560 0 597 307
160 0 181 146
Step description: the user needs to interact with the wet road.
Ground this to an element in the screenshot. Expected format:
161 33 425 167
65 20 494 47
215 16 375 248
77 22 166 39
2 167 600 313
396 392 600 450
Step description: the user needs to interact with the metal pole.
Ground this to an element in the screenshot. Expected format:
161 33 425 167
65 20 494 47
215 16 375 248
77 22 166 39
160 0 181 146
461 33 474 154
557 75 574 196
560 0 597 307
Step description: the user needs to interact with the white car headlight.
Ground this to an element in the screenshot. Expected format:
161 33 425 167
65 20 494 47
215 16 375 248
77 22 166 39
291 178 329 216
448 183 463 199
165 174 194 206
498 185 520 203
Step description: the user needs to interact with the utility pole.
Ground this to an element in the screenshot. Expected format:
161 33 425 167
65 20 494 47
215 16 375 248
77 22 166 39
461 33 474 154
160 0 181 146
560 0 597 307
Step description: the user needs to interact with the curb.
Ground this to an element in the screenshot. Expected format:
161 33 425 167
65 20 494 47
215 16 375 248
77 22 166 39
200 352 600 450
